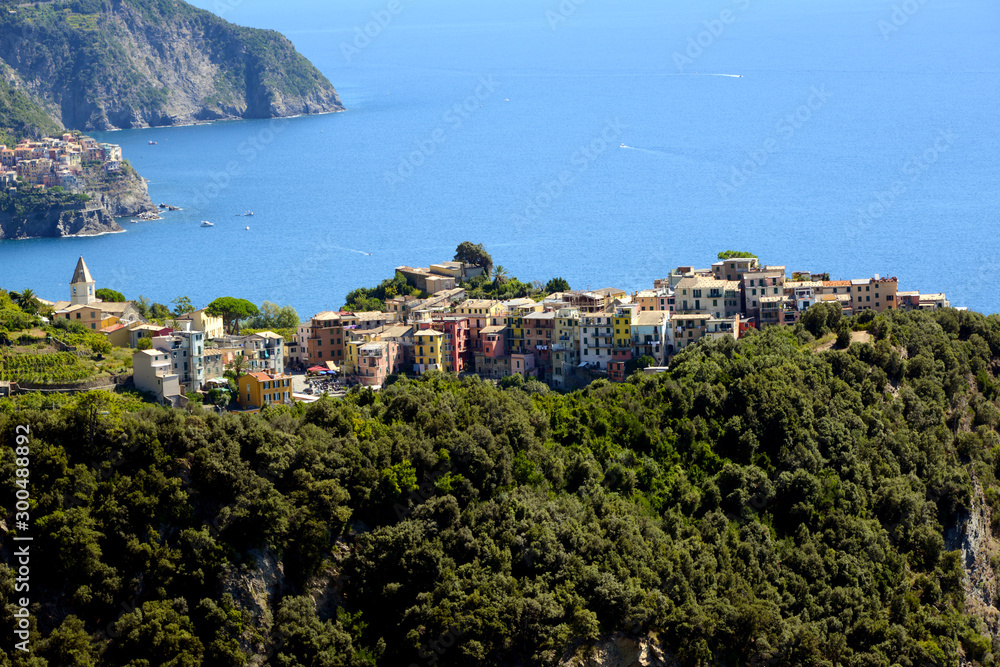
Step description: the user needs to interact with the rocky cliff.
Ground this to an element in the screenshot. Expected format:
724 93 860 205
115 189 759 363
75 161 155 217
0 0 343 132
0 204 120 239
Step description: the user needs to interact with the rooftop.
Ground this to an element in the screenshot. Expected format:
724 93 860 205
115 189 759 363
635 311 670 326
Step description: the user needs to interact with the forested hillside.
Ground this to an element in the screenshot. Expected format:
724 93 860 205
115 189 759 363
3 307 1000 666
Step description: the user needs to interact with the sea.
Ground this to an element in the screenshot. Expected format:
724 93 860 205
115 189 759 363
1 0 998 317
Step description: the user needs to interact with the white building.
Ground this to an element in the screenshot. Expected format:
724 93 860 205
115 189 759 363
579 312 614 370
132 349 185 407
151 331 206 394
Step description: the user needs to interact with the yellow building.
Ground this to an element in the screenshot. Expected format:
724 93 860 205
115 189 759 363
504 314 526 354
414 329 444 373
613 305 639 349
238 372 293 409
455 299 506 325
57 304 118 331
343 328 383 376
171 308 225 339
100 322 131 347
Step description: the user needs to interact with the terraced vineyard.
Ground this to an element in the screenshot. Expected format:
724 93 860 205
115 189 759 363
0 350 94 385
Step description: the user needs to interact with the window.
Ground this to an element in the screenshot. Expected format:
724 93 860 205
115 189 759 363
866 296 870 302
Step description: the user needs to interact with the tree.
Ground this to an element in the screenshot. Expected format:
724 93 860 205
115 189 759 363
544 277 571 293
492 265 509 285
95 288 125 302
800 302 843 338
717 250 758 260
90 338 112 356
208 387 231 408
207 297 260 335
172 296 196 316
454 241 493 274
136 337 152 350
836 326 851 349
135 295 152 319
150 302 171 321
10 288 39 314
226 353 248 382
625 354 656 375
249 301 299 330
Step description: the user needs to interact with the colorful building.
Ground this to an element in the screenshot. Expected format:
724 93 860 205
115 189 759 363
238 372 293 409
414 329 444 373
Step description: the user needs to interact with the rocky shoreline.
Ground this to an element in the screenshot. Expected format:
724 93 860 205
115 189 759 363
0 206 122 240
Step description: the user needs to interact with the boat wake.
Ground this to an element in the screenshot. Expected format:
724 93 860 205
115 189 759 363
665 73 743 78
331 245 373 256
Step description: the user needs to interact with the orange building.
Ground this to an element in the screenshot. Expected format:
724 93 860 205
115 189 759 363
238 372 293 409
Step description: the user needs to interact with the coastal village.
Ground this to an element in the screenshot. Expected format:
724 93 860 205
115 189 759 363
0 133 124 190
3 253 954 410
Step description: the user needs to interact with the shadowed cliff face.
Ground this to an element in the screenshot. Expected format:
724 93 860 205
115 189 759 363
0 206 121 239
0 0 343 132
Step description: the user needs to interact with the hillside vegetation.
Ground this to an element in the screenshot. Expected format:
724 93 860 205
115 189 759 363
0 0 342 133
3 307 1000 666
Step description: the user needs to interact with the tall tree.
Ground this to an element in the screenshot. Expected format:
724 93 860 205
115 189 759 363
491 265 509 285
171 296 196 316
454 242 493 275
10 288 39 314
227 353 248 382
207 297 260 335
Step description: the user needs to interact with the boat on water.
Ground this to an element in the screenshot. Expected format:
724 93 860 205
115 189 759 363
129 220 139 224
201 221 214 227
244 211 254 216
149 141 157 145
245 226 250 230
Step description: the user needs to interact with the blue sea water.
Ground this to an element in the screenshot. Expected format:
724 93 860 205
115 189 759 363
1 0 998 317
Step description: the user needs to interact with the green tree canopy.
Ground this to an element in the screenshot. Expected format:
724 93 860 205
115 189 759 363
172 296 196 316
248 301 300 330
717 250 758 260
95 288 126 302
454 241 493 274
206 297 260 335
544 277 571 293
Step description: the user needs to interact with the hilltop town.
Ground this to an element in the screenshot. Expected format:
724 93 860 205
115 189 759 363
0 250 954 411
0 133 154 238
1 133 125 189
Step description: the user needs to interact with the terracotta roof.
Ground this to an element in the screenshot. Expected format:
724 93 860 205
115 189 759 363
822 280 851 286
